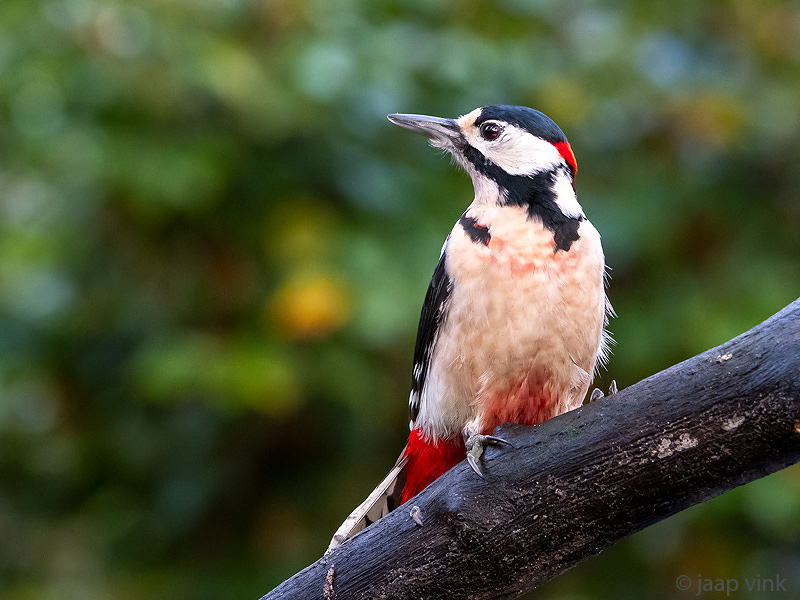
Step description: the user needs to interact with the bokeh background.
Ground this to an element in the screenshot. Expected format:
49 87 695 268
1 0 799 598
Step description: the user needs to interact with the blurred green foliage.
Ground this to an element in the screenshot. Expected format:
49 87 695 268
0 0 799 598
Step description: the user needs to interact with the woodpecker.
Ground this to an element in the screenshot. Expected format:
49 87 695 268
329 105 611 550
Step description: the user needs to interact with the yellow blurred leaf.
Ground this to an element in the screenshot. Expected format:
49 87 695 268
268 273 351 340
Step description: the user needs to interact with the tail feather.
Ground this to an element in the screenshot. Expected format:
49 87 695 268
327 447 408 551
327 429 465 551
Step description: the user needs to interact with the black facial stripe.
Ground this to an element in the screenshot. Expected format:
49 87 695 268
462 145 582 252
458 213 491 246
409 249 453 423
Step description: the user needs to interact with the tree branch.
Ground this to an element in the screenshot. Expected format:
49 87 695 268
261 298 800 600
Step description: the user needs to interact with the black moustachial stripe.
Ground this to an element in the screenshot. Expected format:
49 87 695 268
461 144 582 252
458 213 491 246
409 248 453 422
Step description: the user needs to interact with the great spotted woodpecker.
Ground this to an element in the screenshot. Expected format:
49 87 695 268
329 105 611 550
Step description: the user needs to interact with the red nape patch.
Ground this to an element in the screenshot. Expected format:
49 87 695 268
401 429 466 504
553 141 577 176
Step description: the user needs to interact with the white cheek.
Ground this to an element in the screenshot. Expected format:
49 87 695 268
467 126 563 175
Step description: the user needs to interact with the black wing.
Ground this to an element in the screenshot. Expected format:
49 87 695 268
409 245 453 423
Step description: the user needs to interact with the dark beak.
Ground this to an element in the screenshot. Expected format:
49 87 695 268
387 113 461 145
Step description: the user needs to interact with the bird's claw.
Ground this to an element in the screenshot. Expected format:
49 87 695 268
590 379 618 402
465 433 513 477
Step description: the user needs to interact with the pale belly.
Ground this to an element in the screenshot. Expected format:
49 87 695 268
416 215 608 441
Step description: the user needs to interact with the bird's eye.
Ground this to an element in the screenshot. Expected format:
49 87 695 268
479 122 502 141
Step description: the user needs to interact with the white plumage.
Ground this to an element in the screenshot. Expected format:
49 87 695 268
415 186 609 442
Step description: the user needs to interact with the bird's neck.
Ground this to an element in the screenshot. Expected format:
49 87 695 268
471 168 584 252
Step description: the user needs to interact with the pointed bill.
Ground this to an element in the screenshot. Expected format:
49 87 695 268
387 113 462 147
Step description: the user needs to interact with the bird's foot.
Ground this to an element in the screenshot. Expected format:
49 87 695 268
589 379 618 402
464 432 513 477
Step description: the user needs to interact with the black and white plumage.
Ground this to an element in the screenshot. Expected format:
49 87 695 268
329 105 611 551
409 251 452 425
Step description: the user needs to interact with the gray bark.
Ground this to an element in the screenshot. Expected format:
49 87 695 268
262 297 800 600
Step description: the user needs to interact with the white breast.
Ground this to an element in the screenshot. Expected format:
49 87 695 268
415 204 608 441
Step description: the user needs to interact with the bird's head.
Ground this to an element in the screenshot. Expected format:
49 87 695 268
388 105 580 217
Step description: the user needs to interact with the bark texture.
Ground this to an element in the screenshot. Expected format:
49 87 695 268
262 298 800 600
